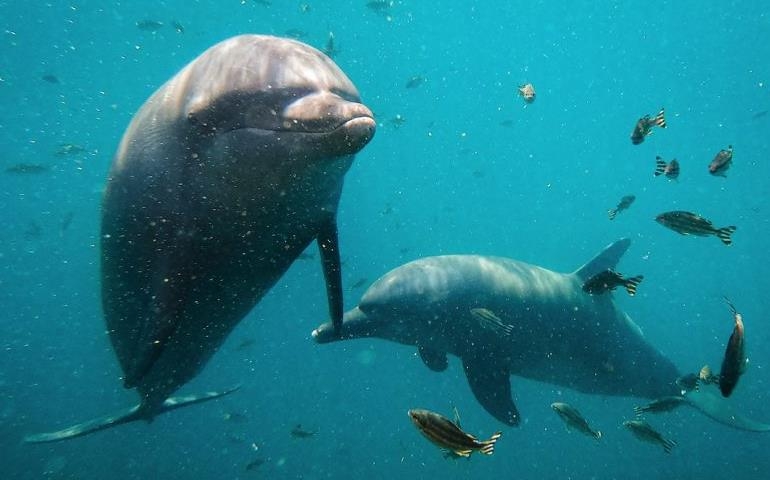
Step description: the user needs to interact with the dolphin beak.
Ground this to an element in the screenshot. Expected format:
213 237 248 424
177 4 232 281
312 306 370 343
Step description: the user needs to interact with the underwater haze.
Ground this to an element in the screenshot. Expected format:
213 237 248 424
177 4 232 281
2 1 770 478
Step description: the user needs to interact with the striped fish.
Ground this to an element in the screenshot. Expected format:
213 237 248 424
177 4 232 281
408 409 502 458
631 108 666 144
582 269 643 296
655 211 737 245
623 419 677 454
654 156 679 180
633 395 686 416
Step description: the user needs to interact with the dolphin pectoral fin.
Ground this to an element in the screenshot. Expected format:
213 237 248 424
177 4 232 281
462 357 519 426
23 386 240 444
317 215 343 333
418 345 448 372
684 387 770 432
573 238 631 282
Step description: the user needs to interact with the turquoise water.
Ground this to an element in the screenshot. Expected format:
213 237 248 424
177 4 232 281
2 1 769 478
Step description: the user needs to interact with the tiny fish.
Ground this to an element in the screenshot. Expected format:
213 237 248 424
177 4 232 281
5 163 50 174
351 277 368 289
236 338 256 350
708 145 733 177
322 31 339 59
55 143 87 156
408 408 501 458
300 3 312 13
24 221 42 240
608 195 635 220
290 424 317 438
136 20 164 32
469 308 513 336
699 364 719 385
390 114 406 128
222 411 249 423
582 269 643 297
719 297 747 398
405 75 425 89
623 419 676 454
171 21 184 34
675 365 718 394
551 402 601 440
284 28 307 39
518 83 536 104
59 211 74 237
41 74 59 84
245 458 264 471
630 108 666 145
633 396 686 416
655 211 736 246
654 156 679 180
366 0 394 13
751 110 768 120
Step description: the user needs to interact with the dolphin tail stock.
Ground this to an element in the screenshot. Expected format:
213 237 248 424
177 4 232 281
24 385 240 444
683 387 770 432
572 238 632 283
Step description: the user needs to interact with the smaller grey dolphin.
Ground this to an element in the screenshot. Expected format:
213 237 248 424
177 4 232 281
313 239 770 432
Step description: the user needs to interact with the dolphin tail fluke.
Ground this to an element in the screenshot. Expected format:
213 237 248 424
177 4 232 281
24 385 240 444
573 238 632 282
683 387 770 432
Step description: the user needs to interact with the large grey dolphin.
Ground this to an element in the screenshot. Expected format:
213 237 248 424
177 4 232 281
25 34 375 443
313 239 770 431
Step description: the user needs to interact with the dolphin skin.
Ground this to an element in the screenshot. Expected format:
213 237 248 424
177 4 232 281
25 35 375 443
313 239 770 431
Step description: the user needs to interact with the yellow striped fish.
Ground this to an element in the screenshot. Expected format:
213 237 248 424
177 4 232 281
408 409 502 458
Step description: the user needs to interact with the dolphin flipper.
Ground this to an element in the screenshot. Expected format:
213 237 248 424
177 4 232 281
317 215 344 333
24 386 240 444
684 387 770 432
418 345 449 372
462 357 519 426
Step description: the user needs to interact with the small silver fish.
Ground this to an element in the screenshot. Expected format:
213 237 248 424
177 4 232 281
623 419 676 454
551 402 601 440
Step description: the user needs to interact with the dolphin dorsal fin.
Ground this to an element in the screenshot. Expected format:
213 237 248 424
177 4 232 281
572 238 632 283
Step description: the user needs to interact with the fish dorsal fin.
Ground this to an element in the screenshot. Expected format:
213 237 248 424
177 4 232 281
462 356 519 426
572 238 632 283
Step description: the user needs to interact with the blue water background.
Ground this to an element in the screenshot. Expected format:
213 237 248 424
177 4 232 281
1 1 769 478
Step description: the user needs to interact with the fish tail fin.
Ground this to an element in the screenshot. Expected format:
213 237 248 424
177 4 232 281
594 430 602 440
632 405 646 417
662 438 676 454
624 275 644 296
716 226 737 245
608 208 618 220
23 386 239 444
654 108 666 128
654 157 667 176
479 431 503 455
